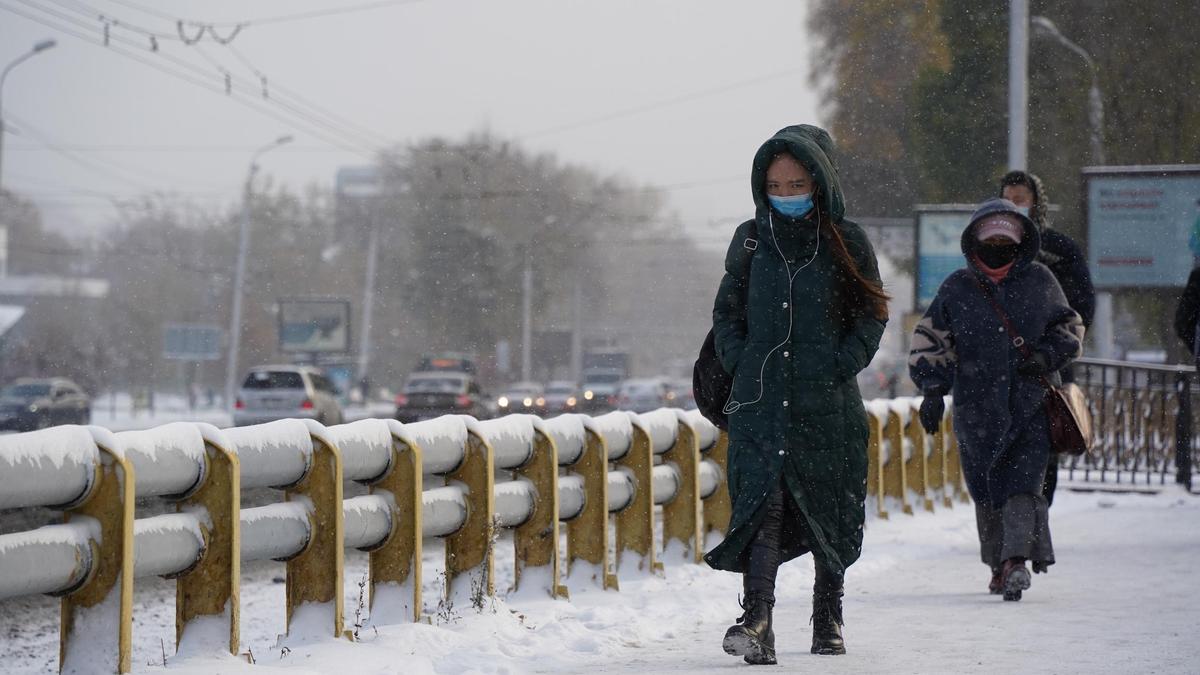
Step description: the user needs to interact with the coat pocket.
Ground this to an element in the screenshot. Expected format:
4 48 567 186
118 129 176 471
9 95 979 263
731 341 771 402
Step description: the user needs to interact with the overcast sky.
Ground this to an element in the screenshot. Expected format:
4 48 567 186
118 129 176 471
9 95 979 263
1 0 817 243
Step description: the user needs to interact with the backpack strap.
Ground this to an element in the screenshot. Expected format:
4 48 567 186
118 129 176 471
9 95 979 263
735 219 759 282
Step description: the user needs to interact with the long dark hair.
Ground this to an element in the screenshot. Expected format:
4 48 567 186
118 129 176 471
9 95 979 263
811 189 890 323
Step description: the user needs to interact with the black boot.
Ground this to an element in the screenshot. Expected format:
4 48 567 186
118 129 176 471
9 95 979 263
723 593 776 665
811 566 845 655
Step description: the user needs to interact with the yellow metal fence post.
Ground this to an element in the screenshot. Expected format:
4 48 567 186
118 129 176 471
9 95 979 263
368 425 423 624
566 428 617 590
284 426 344 640
866 409 888 520
700 431 732 541
60 431 134 674
445 430 495 606
883 410 913 515
513 428 566 598
661 418 702 564
614 420 658 575
904 404 935 513
176 430 241 656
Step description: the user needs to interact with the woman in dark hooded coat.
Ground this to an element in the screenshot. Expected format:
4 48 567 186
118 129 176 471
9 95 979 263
705 125 888 665
999 171 1095 506
909 198 1083 601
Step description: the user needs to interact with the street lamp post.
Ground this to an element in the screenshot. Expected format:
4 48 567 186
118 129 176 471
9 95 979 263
1008 0 1029 171
1032 15 1106 164
223 135 294 412
0 39 57 193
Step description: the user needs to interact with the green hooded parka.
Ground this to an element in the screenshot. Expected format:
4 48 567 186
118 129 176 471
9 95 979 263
703 125 886 576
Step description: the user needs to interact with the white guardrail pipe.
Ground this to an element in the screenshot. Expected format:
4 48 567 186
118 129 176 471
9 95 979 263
0 426 100 509
0 521 96 598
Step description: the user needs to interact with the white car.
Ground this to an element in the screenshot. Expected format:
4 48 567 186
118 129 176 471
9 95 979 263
233 365 344 427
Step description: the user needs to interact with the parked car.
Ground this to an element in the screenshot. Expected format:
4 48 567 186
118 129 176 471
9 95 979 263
0 378 90 431
543 381 580 414
617 378 670 413
395 371 488 422
233 365 344 427
581 368 623 412
495 381 546 416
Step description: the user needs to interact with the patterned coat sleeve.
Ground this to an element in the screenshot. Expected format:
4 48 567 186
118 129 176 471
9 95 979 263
712 222 752 374
908 278 958 395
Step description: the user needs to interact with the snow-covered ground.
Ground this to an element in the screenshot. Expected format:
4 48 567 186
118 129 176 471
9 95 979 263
2 487 1196 674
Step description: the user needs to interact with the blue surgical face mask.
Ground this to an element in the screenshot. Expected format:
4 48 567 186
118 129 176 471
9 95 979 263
768 192 814 219
1014 205 1031 218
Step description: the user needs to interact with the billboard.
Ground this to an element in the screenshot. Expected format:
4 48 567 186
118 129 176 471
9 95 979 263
278 299 351 353
914 205 974 310
163 323 223 361
1085 166 1200 288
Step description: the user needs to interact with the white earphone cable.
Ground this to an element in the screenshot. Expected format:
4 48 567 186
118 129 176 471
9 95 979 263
723 209 821 415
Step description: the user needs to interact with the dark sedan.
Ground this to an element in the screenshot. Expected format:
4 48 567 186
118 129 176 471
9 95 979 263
395 371 488 423
0 378 91 431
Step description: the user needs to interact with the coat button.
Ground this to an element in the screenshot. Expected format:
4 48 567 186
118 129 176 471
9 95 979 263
783 401 789 407
782 302 788 308
778 450 785 456
783 351 790 357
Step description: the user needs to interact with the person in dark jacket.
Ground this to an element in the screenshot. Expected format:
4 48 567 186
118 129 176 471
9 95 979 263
705 125 888 665
999 170 1095 506
1174 266 1200 359
909 198 1083 601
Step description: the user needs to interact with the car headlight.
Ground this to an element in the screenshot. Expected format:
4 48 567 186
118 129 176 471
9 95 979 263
536 397 545 407
523 397 533 407
566 397 577 407
584 390 594 400
498 396 509 407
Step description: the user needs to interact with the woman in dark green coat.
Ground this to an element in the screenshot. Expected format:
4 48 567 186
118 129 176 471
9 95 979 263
704 125 888 665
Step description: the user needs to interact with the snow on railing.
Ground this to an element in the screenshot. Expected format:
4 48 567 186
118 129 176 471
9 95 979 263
0 400 963 673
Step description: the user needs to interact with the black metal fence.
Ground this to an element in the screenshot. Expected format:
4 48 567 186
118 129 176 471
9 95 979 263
1068 358 1195 492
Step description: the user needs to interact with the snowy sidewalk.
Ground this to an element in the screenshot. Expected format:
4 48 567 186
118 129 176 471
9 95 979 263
3 488 1196 673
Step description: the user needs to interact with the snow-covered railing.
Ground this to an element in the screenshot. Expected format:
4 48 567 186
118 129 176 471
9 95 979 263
0 408 734 673
864 397 967 520
0 399 975 674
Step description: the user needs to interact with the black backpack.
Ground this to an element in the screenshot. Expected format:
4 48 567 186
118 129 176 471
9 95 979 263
693 220 758 431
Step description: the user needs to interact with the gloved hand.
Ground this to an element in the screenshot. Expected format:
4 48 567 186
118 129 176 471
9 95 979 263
919 394 945 435
1017 351 1051 376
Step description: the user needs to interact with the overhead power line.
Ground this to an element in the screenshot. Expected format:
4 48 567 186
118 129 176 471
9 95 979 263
518 66 808 140
106 0 429 30
0 1 385 157
14 0 390 153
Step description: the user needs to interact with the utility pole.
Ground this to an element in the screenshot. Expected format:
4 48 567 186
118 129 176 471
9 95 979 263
571 273 583 384
224 135 292 411
521 247 533 382
357 214 379 396
1008 0 1029 171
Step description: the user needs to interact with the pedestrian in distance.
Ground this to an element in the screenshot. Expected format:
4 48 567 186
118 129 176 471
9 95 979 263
909 198 1084 601
999 171 1095 506
1173 265 1200 361
704 125 889 665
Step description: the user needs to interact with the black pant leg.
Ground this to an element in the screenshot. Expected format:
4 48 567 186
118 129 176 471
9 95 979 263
745 484 786 601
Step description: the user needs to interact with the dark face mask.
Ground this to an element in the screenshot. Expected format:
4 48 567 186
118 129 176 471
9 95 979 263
977 242 1019 268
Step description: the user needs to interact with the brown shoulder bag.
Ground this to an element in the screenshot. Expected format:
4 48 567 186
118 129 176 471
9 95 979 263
973 276 1092 456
